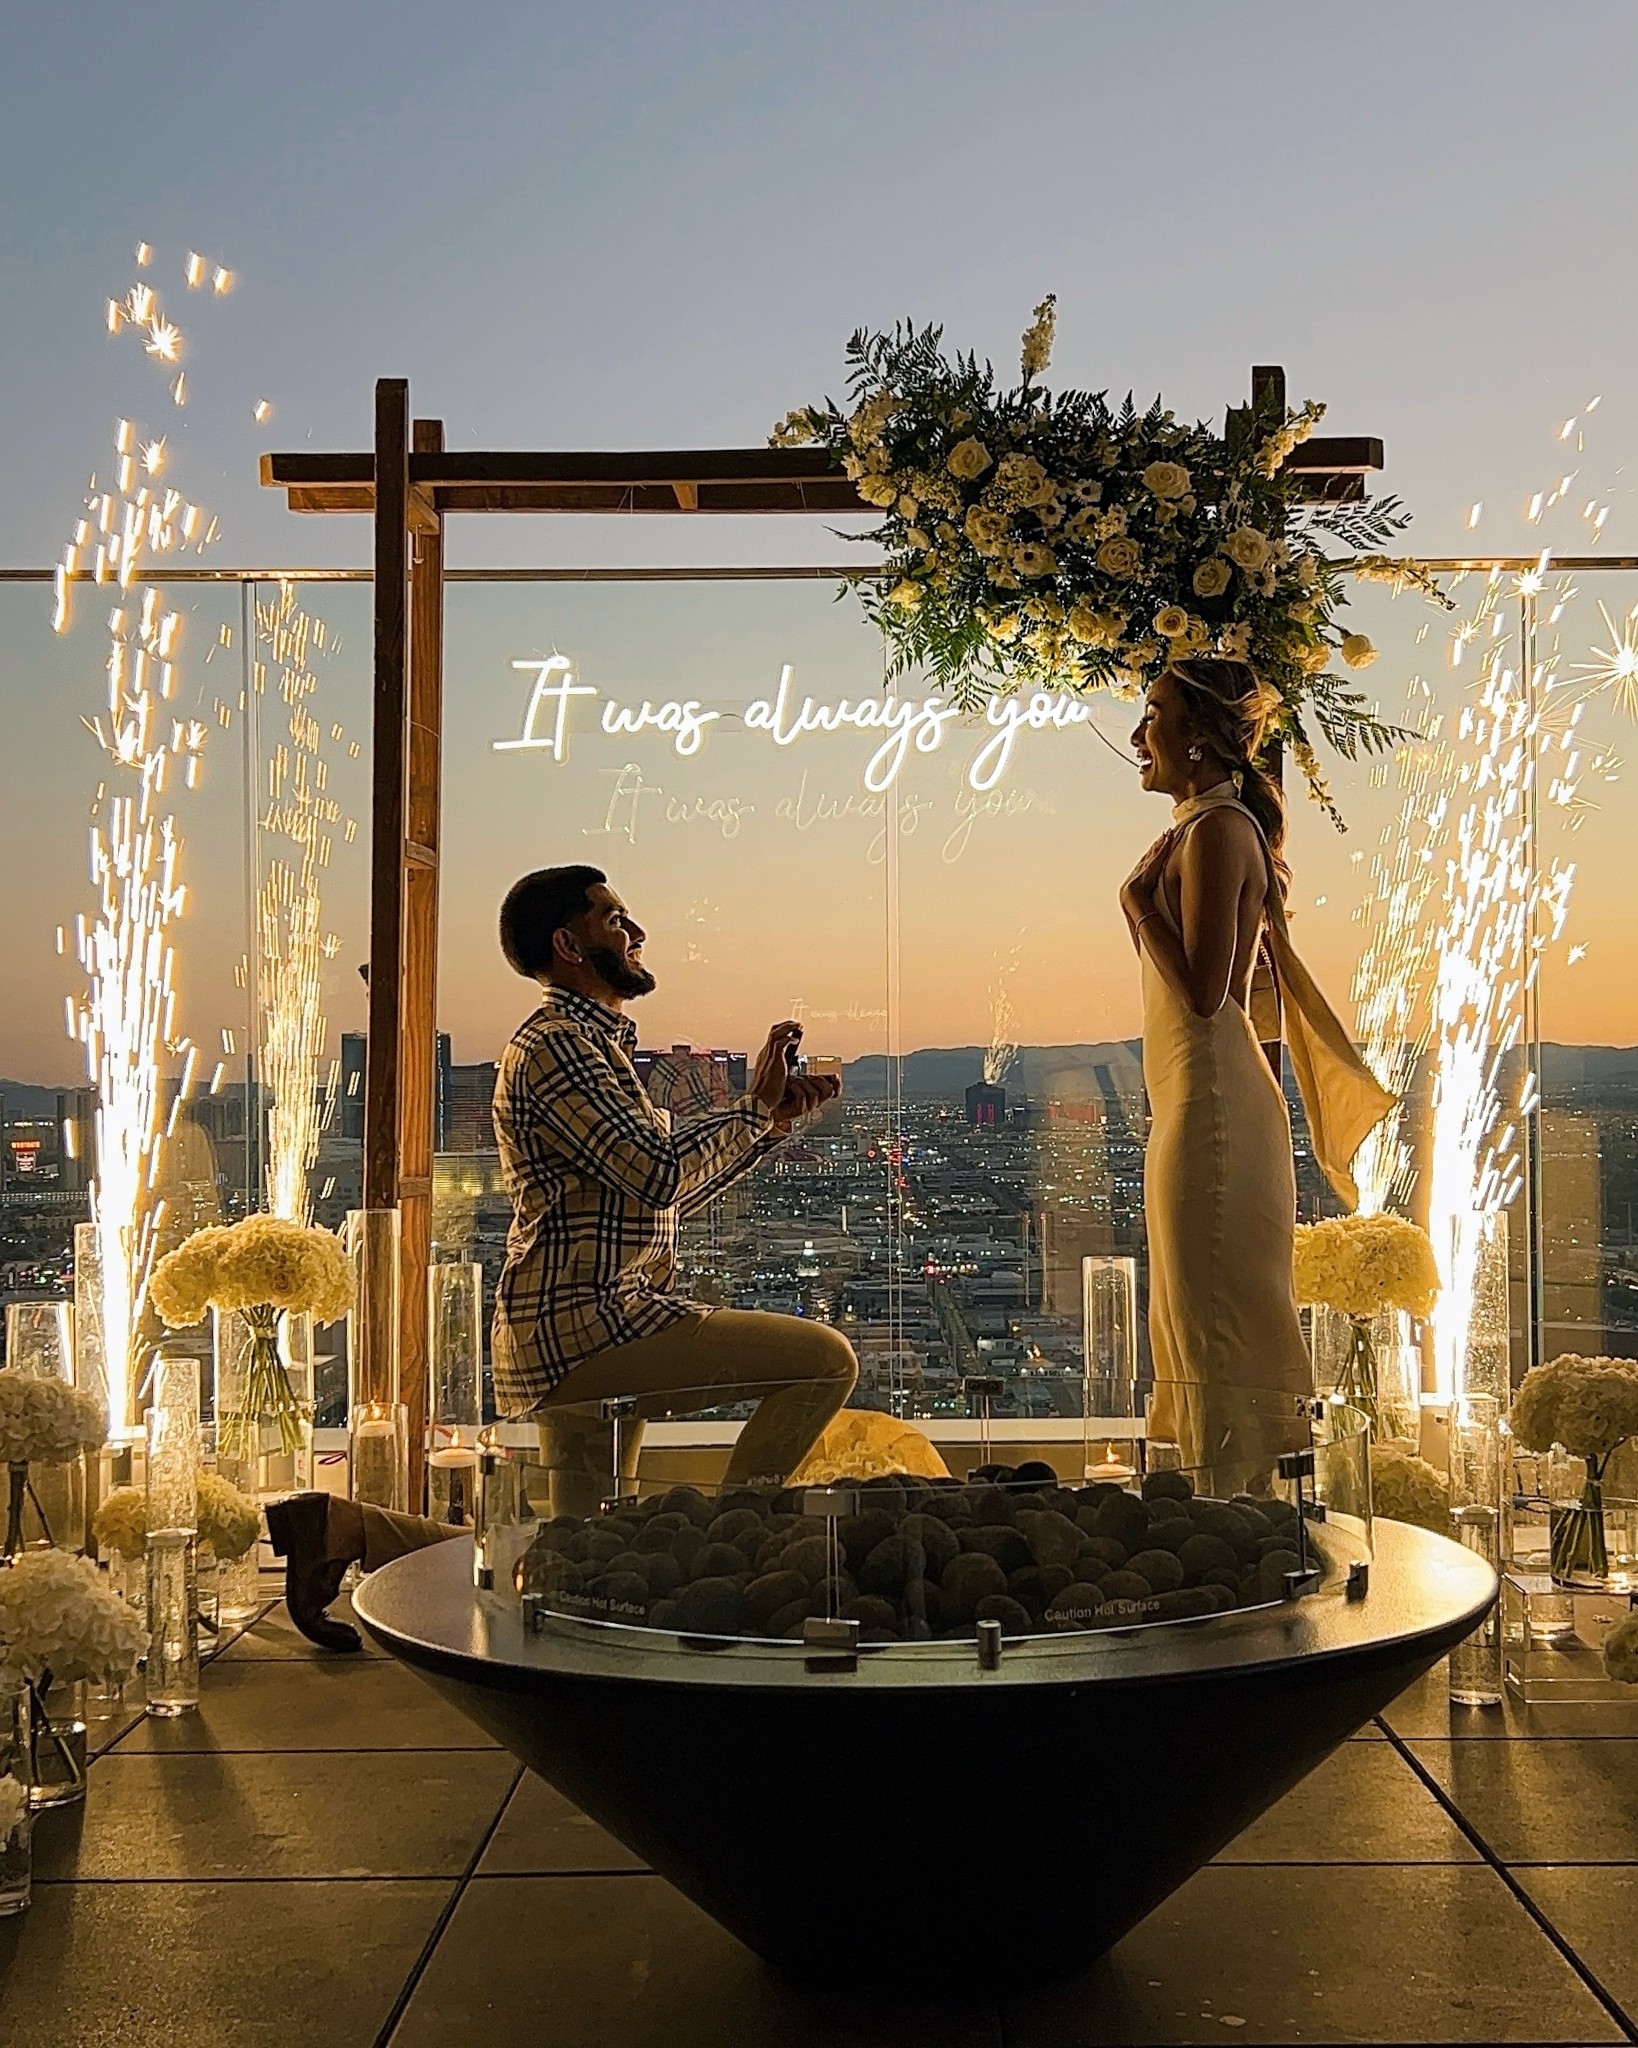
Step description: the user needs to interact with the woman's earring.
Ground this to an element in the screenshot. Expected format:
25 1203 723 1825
1188 745 1203 763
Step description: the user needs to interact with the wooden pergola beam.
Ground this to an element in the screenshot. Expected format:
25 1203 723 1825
261 435 1384 516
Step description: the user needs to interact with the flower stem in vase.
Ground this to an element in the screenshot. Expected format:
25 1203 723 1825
1551 1463 1609 1586
1338 1318 1380 1437
2 1463 24 1559
25 1679 87 1809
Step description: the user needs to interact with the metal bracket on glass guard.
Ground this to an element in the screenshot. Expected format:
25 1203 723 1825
976 1618 1004 1672
803 1614 859 1674
598 1397 639 1505
962 1375 1005 1471
521 1593 550 1635
1276 1447 1323 1598
801 1485 857 1520
1346 1560 1370 1601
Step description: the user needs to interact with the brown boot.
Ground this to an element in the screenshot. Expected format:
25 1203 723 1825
264 1493 363 1653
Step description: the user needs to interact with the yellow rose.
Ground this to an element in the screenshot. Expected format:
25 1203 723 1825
964 504 1010 555
982 610 1022 642
1224 527 1270 571
1142 460 1191 501
1341 633 1378 669
1096 536 1142 578
856 474 898 509
1014 544 1058 579
947 437 993 481
1296 640 1332 675
994 453 1055 507
1192 558 1231 599
888 579 922 610
1153 605 1190 638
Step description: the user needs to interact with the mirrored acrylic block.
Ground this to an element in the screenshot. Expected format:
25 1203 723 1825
1504 1573 1638 1705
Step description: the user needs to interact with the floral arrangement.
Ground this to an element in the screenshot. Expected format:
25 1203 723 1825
1368 1444 1450 1535
93 1470 260 1563
0 1772 24 1846
774 298 1445 814
1605 1610 1638 1685
1292 1213 1438 1438
150 1216 352 1465
1509 1354 1638 1583
0 1375 106 1468
0 1548 145 1688
149 1215 352 1327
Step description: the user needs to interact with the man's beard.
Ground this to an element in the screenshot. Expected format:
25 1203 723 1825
585 943 656 1000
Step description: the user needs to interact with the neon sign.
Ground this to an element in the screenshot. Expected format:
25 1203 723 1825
492 657 1096 793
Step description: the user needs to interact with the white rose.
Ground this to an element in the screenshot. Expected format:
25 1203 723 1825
1153 605 1190 639
1096 536 1142 578
1224 527 1271 571
1142 461 1191 501
1341 633 1378 669
1193 558 1231 599
947 438 993 481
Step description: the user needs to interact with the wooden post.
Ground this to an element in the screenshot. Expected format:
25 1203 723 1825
361 379 410 1452
399 417 446 1505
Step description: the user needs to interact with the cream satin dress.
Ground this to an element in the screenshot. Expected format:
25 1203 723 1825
1139 784 1394 1485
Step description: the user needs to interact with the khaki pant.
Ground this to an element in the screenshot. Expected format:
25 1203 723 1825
359 1307 857 1570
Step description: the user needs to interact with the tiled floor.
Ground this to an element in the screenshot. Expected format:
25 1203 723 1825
6 1592 1638 2047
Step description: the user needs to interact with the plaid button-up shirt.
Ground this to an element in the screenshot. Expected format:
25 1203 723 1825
490 986 781 1412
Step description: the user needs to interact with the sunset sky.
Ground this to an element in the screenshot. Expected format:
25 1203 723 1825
3 3 1637 1083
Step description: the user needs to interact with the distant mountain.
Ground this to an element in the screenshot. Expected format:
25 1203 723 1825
0 1080 67 1118
843 1042 1145 1102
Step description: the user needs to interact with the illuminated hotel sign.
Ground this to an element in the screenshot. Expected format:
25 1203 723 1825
493 656 1096 794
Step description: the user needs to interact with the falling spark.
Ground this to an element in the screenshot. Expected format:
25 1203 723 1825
253 399 271 423
983 943 1021 1089
1570 602 1638 719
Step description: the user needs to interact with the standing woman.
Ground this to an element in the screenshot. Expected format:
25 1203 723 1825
1120 657 1392 1481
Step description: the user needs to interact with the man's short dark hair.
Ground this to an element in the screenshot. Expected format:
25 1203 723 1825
498 865 608 979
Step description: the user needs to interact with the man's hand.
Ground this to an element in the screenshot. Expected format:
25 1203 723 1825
771 1070 842 1132
751 1021 805 1114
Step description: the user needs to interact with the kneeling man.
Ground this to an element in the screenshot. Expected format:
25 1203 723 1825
270 865 858 1647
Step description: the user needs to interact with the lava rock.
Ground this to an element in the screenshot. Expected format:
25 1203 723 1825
898 1513 959 1573
766 1598 810 1639
969 1463 1017 1487
781 1535 833 1585
1009 1460 1058 1493
1078 1533 1129 1571
839 1595 900 1633
1142 1470 1195 1506
1143 1517 1196 1556
960 1524 1032 1575
969 1485 1018 1528
919 1491 973 1527
649 1597 679 1630
1099 1569 1156 1603
1150 1587 1219 1621
671 1576 745 1636
635 1513 688 1554
1017 1509 1084 1570
1092 1494 1150 1547
1044 1583 1108 1630
658 1485 716 1529
670 1525 707 1570
858 1535 927 1597
1125 1547 1186 1594
744 1569 810 1628
1256 1533 1304 1560
590 1570 651 1622
1200 1583 1240 1612
1228 1503 1274 1540
899 1576 944 1631
689 1541 752 1583
1192 1506 1260 1558
706 1508 764 1547
1177 1533 1240 1581
809 1572 857 1615
838 1510 898 1570
940 1551 1009 1620
714 1487 771 1522
636 1552 685 1597
974 1593 1034 1635
858 1478 909 1519
1256 1548 1305 1599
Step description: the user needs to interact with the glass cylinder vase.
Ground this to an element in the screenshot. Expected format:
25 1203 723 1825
73 1221 108 1413
347 1211 405 1509
4 1300 74 1381
1310 1305 1420 1448
213 1306 313 1507
24 1679 88 1809
144 1354 200 1718
1081 1255 1138 1484
3 1454 86 1558
428 1261 482 1524
1448 1393 1505 1707
0 1757 29 1919
1548 1447 1613 1589
350 1400 409 1514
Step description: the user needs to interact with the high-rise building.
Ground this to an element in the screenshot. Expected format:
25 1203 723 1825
340 1030 453 1147
445 1063 499 1152
965 1081 1007 1130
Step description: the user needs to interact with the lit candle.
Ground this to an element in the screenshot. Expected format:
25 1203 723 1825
429 1429 478 1526
350 1400 407 1512
1085 1442 1137 1486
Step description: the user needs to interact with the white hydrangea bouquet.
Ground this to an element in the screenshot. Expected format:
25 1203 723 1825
1292 1213 1440 1439
1509 1353 1638 1585
775 297 1447 819
1368 1444 1450 1535
0 1549 145 1798
93 1470 260 1564
150 1216 352 1467
0 1375 106 1559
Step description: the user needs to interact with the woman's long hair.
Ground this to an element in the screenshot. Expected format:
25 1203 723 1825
1168 656 1289 886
